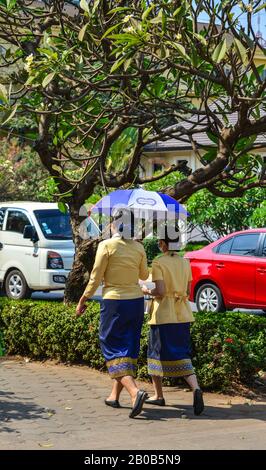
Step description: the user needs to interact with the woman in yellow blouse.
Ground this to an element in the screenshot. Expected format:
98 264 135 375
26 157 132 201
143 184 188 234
76 209 149 418
142 234 204 416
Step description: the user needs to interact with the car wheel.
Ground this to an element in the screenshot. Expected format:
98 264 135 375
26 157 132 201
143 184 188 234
5 270 32 300
196 283 225 313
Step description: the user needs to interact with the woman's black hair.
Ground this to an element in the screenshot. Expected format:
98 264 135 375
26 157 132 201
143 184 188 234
159 232 180 255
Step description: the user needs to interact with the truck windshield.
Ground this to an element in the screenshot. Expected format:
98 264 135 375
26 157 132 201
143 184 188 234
34 209 73 240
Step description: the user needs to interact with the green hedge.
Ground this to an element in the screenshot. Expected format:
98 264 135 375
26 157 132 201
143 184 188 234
143 238 160 263
0 298 266 391
143 238 209 263
0 329 5 357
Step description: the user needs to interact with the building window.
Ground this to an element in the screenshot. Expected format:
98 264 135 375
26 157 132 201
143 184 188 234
153 163 164 173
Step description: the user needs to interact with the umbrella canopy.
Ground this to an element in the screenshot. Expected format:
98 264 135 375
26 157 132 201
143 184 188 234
92 188 188 216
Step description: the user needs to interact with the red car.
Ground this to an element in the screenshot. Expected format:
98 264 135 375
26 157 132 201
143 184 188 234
185 229 266 313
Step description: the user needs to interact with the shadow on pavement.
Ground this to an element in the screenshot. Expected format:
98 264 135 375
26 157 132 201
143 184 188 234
136 402 266 421
0 392 48 433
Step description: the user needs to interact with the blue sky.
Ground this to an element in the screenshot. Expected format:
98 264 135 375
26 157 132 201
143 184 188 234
71 1 266 40
199 7 266 40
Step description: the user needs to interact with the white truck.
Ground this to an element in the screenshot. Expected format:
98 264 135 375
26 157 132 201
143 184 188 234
0 202 99 299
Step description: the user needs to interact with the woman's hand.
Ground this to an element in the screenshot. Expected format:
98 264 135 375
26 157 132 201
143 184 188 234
76 299 87 317
142 285 150 295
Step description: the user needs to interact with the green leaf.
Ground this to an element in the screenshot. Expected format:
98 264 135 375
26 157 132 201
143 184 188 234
58 202 68 214
235 135 257 152
173 4 187 18
212 39 227 63
173 6 182 17
92 0 101 15
169 42 191 63
108 33 140 45
1 104 18 125
110 57 126 73
124 57 132 71
142 3 155 21
249 64 265 84
101 22 123 39
206 131 218 144
80 0 90 14
25 75 36 86
6 0 17 10
203 148 217 162
192 32 207 46
153 76 166 97
150 9 163 24
52 165 62 174
240 31 254 51
42 72 56 88
78 23 89 41
38 48 58 60
107 7 130 15
254 3 266 13
234 38 248 65
0 84 8 103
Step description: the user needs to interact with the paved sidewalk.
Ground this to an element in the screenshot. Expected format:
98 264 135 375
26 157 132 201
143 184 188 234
0 358 266 450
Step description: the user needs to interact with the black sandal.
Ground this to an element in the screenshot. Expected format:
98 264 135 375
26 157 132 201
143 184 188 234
129 390 147 418
104 399 121 408
145 397 165 406
193 389 204 416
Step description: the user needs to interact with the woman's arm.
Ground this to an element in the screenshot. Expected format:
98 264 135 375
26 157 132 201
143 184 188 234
142 280 165 298
139 249 149 281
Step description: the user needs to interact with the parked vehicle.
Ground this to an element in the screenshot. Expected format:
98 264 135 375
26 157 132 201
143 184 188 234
0 202 100 299
185 229 266 313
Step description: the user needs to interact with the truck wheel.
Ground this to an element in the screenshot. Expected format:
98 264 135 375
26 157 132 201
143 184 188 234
196 283 225 313
5 270 32 299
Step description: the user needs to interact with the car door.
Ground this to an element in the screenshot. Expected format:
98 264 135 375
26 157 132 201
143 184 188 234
212 233 260 307
255 233 266 307
0 207 8 281
0 208 40 287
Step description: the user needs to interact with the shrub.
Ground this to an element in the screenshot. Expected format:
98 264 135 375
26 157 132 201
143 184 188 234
191 311 266 389
0 299 265 391
143 238 209 263
0 329 5 356
187 187 266 241
143 238 160 263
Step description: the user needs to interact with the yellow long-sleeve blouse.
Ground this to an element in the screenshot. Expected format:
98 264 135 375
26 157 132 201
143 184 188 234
83 235 149 300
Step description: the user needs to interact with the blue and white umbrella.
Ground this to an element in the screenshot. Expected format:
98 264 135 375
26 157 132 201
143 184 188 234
92 188 188 215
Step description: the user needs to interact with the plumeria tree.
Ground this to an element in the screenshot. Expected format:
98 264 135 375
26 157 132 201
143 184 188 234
0 0 266 300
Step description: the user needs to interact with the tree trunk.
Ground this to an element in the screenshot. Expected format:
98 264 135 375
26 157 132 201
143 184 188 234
64 201 100 303
64 237 100 303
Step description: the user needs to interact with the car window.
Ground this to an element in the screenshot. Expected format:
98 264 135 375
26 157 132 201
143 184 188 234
262 237 266 257
5 210 31 234
217 238 233 254
34 209 72 240
0 208 6 230
230 234 260 256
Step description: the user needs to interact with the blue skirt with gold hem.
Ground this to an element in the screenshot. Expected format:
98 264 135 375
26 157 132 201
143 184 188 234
99 297 144 379
147 323 194 377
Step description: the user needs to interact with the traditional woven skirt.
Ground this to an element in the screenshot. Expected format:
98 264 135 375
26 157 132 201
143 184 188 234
147 323 194 377
99 297 144 379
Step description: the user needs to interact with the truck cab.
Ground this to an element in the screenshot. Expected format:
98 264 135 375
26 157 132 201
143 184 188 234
0 202 99 299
